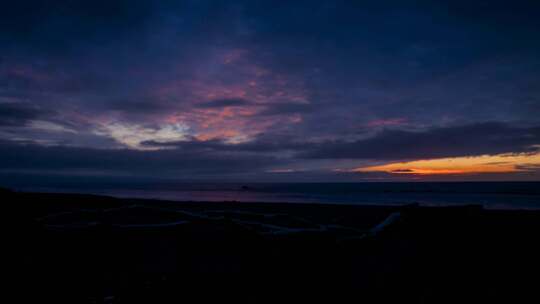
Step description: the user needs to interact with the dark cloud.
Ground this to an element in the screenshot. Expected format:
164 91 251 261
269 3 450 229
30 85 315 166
1 1 540 182
303 122 540 160
0 140 278 176
0 102 49 126
144 122 540 162
256 103 315 116
106 98 174 114
141 133 306 153
390 169 415 173
1 121 539 182
0 0 155 52
196 98 252 108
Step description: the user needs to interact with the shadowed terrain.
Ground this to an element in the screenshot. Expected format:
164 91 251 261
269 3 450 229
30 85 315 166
6 189 540 303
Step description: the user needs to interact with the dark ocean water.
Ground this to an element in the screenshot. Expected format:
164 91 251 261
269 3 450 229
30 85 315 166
19 182 540 209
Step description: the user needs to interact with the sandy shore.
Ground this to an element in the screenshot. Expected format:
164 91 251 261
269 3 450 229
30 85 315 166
6 189 540 303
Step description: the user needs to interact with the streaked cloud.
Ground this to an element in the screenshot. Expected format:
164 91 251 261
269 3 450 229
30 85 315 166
354 153 540 175
1 1 539 181
94 122 190 150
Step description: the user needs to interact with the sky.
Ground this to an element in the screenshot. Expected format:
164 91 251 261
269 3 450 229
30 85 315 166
1 0 540 184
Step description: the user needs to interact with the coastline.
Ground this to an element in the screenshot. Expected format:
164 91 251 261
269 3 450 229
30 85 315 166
7 189 540 302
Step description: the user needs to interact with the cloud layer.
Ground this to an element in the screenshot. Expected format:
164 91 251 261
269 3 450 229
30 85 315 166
1 1 540 182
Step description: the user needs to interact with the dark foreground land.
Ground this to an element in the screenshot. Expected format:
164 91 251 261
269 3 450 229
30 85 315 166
5 189 540 303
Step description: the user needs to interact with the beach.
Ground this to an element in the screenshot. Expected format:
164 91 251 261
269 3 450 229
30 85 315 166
6 189 540 302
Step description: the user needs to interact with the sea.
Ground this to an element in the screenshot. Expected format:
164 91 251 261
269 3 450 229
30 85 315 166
15 182 540 210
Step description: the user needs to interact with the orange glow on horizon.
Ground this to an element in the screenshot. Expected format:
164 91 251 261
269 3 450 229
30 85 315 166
354 152 540 175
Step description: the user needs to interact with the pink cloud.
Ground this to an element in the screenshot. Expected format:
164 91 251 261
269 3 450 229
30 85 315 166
144 47 310 142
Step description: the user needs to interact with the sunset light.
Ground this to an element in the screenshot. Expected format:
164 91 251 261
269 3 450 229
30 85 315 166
354 153 540 175
3 1 540 302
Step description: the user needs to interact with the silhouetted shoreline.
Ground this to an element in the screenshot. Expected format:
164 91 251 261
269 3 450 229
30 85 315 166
7 181 540 209
7 189 540 303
